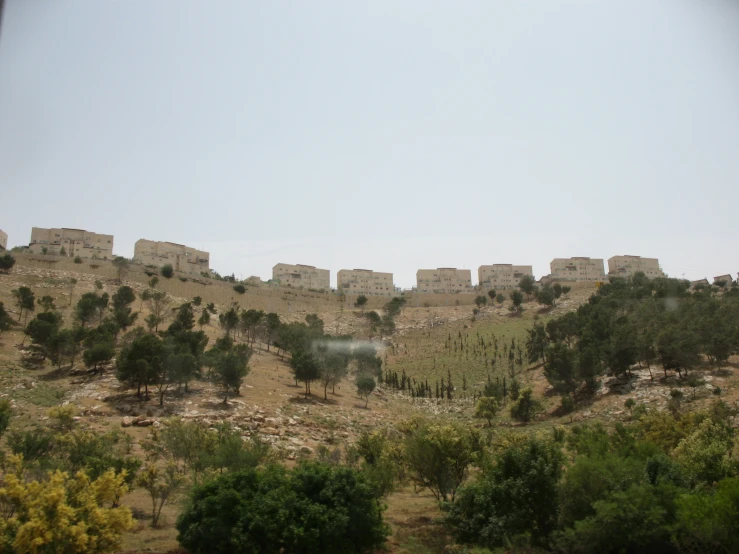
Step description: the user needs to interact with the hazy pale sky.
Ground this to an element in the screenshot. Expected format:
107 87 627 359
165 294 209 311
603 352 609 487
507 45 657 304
1 1 738 287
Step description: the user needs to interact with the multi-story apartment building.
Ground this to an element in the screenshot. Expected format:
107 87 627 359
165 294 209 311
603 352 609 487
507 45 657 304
337 269 394 297
0 229 7 251
416 268 472 293
478 264 533 291
133 239 210 276
29 227 113 259
607 255 665 279
272 263 330 290
550 257 606 282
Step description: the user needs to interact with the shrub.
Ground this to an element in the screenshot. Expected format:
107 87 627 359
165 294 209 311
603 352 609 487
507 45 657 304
0 461 133 553
161 264 174 278
448 438 564 549
404 421 477 502
233 284 246 294
0 253 16 272
176 462 389 554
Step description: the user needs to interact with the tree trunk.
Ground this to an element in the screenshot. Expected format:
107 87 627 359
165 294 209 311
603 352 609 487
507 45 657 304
224 390 229 404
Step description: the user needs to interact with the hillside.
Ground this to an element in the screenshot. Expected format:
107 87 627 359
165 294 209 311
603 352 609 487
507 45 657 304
1 262 738 553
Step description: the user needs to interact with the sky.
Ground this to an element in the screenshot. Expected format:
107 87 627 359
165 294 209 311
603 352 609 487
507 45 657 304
1 1 738 288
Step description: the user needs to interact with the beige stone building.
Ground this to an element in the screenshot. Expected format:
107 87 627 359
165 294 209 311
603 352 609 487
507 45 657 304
550 257 606 282
0 229 7 251
134 239 210 276
416 268 472 293
29 227 113 259
272 263 330 290
478 264 533 291
337 269 394 296
714 274 734 286
607 255 665 279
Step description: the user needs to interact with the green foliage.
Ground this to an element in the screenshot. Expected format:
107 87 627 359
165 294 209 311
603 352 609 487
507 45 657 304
0 252 16 272
232 284 246 294
474 396 498 426
404 421 477 503
161 264 174 278
518 275 536 299
176 462 389 554
73 256 82 263
674 477 739 553
673 418 734 486
525 322 548 363
289 349 320 398
116 331 164 398
356 376 376 407
0 302 12 336
509 387 541 423
448 438 564 549
509 290 523 310
74 292 109 327
209 341 252 403
537 285 556 307
354 295 368 309
0 399 11 439
192 295 202 306
474 295 488 308
12 286 35 322
496 293 505 304
554 483 679 554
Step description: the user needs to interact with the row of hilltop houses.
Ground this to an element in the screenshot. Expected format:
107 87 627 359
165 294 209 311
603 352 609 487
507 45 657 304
270 256 680 297
1 227 736 297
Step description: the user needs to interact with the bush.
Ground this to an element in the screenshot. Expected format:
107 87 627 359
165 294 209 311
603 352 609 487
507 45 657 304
0 462 133 553
176 462 389 554
161 264 174 278
233 284 246 294
0 253 16 272
404 421 477 502
448 438 564 549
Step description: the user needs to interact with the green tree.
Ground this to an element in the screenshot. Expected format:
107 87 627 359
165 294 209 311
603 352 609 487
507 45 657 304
0 253 16 273
176 462 389 554
510 387 541 423
218 306 240 338
290 350 320 398
354 295 368 311
537 285 556 307
474 295 488 308
674 477 739 554
0 302 12 337
213 347 251 404
233 284 246 294
525 322 549 363
474 396 498 426
544 341 578 394
111 256 130 283
519 275 536 300
144 290 171 333
509 290 524 312
496 293 505 304
111 285 137 330
25 311 63 360
562 285 572 297
74 292 108 328
553 282 563 299
116 332 164 398
448 438 564 549
357 376 376 408
161 264 174 278
37 295 56 312
137 462 186 528
487 289 496 302
12 286 35 323
197 309 210 329
404 421 476 503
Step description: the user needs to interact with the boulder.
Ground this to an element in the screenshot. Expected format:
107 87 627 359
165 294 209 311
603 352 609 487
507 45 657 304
121 416 133 428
